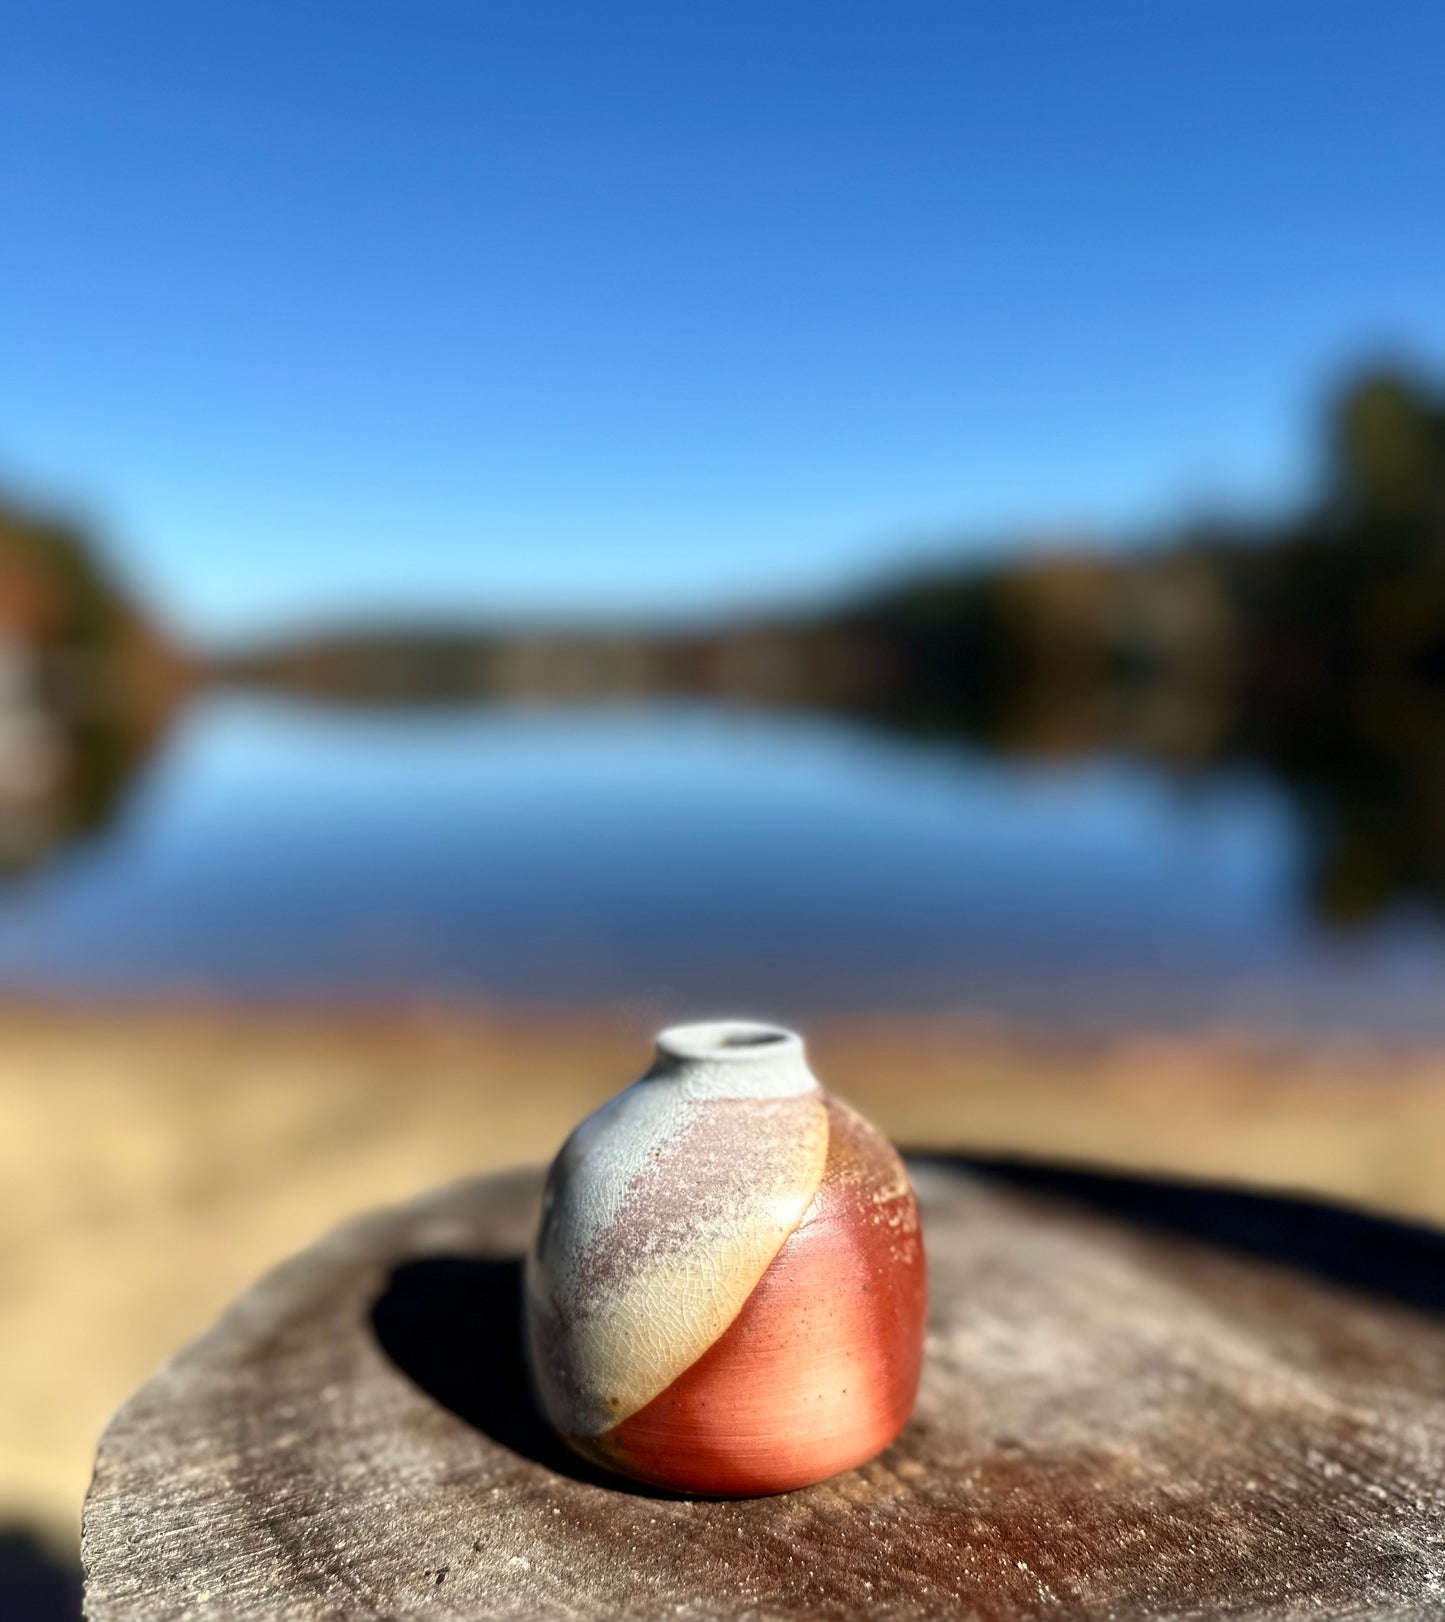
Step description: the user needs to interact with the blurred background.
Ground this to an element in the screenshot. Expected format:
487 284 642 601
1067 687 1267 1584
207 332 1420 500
5 2 1445 1612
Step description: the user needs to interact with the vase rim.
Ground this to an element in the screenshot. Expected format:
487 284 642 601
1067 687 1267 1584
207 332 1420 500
654 1019 803 1065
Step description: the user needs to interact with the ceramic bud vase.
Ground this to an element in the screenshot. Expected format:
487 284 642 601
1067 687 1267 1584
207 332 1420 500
525 1020 926 1495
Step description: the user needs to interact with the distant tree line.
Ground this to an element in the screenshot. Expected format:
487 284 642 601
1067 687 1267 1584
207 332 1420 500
6 365 1445 924
0 500 187 871
830 368 1445 925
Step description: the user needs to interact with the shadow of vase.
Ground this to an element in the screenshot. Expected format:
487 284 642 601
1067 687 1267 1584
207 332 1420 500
370 1253 673 1493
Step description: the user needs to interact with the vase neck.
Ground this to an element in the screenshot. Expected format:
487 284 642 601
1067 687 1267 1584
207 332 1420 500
646 1021 818 1099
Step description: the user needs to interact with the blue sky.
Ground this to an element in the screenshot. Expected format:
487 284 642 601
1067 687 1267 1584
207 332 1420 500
4 1 1443 643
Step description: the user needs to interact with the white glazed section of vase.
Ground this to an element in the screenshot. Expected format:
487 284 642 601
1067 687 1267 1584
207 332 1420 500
525 1022 829 1438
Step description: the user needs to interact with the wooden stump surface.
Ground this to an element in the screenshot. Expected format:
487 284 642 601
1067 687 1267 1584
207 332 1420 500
82 1157 1445 1620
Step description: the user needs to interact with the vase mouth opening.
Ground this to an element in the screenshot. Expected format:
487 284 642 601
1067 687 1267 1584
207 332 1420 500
654 1020 803 1064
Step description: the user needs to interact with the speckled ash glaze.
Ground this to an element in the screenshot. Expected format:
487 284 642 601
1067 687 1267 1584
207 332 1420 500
525 1020 926 1495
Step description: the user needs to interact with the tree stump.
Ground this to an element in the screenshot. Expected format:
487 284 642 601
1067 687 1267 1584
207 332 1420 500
82 1157 1445 1620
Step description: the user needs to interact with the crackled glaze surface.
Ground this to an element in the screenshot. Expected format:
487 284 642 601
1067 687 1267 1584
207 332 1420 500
524 1021 925 1493
587 1094 926 1493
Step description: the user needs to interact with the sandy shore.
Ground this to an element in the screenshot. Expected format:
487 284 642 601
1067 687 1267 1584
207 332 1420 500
5 1000 1445 1555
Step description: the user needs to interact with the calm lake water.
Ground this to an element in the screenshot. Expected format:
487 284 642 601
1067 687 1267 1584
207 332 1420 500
3 692 1444 1034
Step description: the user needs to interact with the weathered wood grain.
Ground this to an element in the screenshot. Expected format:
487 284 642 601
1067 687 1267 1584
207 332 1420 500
82 1159 1445 1619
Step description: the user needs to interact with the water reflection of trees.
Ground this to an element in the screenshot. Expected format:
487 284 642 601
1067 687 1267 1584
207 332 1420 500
7 363 1445 930
0 503 187 878
827 367 1445 928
